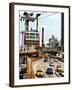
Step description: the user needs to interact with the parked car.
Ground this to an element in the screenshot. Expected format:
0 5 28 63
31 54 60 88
19 73 24 79
54 59 58 62
59 72 64 77
46 68 53 74
19 69 24 79
31 54 38 58
49 62 54 66
36 70 44 77
56 52 64 58
56 65 64 72
44 58 48 62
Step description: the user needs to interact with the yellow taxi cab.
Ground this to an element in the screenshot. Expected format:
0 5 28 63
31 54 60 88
56 65 64 72
36 70 44 77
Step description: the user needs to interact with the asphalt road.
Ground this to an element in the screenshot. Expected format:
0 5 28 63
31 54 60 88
32 57 64 78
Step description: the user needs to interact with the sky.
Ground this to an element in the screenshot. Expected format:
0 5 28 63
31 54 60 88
19 11 61 47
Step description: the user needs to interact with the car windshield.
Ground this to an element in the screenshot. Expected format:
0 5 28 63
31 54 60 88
37 70 42 72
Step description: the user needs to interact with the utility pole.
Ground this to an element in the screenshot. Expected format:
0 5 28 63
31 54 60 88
61 13 64 51
20 31 24 49
42 27 45 47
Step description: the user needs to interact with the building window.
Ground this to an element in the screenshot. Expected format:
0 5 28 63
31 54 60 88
26 33 29 39
36 34 39 39
30 33 35 39
26 33 29 36
26 35 29 38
